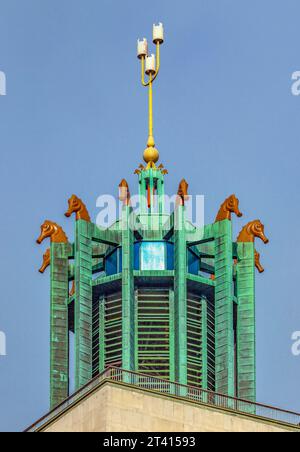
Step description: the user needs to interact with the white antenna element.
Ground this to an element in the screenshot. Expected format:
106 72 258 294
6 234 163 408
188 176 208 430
145 54 156 75
137 38 148 59
153 23 164 44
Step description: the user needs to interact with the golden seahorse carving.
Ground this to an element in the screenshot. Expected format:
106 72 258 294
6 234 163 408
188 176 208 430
237 220 269 244
215 194 243 222
119 179 131 206
177 179 189 206
38 245 75 294
65 194 91 222
39 248 50 273
36 220 68 244
234 249 265 273
254 250 264 273
211 249 265 279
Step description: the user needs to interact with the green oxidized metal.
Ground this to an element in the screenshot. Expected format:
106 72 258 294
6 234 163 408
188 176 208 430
45 166 259 410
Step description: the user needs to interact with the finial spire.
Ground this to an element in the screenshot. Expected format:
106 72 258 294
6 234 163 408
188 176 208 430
137 23 164 169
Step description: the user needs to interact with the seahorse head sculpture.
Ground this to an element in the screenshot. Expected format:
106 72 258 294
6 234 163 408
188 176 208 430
177 179 189 206
39 248 50 273
39 247 75 294
65 194 91 222
255 250 264 273
237 220 269 244
215 194 243 222
119 179 131 206
36 220 68 244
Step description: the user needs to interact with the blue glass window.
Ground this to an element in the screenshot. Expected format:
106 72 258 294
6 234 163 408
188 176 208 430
106 247 122 276
140 242 166 271
134 242 141 270
188 249 199 275
166 242 174 270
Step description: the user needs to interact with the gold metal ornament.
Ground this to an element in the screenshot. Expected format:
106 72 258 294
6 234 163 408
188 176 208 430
237 220 269 244
215 194 243 222
36 220 68 244
177 179 189 206
65 195 91 222
119 179 131 206
255 250 265 273
137 24 164 169
39 248 50 274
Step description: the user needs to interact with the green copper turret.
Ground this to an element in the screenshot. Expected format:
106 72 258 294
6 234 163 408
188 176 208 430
37 163 268 409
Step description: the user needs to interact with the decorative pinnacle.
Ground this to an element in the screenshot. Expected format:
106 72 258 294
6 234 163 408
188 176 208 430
137 23 164 169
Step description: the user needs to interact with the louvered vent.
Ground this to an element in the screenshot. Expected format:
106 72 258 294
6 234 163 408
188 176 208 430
137 289 170 379
92 298 99 377
187 293 202 387
207 297 215 391
104 292 122 368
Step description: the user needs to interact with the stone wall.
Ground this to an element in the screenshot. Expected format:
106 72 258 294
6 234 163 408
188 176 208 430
42 382 297 432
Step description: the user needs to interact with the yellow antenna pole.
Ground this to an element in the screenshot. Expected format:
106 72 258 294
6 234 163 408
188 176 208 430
147 73 154 148
137 24 164 168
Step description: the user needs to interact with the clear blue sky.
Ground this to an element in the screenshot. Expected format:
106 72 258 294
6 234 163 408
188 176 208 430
0 0 299 432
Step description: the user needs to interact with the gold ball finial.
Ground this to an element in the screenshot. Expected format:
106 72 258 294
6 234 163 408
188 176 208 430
143 146 159 164
143 135 159 164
